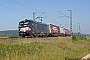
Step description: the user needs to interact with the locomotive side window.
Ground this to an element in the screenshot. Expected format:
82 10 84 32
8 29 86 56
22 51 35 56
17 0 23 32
19 21 30 28
19 23 24 27
24 22 29 24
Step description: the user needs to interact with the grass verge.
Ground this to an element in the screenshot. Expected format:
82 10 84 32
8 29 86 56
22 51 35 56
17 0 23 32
0 37 90 60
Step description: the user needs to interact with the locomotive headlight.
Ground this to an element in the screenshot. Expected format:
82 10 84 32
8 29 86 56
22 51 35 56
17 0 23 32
26 27 31 30
29 28 31 30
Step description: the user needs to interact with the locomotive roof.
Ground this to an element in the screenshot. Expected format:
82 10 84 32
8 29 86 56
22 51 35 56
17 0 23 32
19 19 47 25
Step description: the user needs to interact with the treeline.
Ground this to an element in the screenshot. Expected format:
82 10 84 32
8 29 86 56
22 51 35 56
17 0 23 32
0 30 19 36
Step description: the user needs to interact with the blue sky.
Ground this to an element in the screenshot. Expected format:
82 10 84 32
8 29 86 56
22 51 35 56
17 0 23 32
0 0 90 34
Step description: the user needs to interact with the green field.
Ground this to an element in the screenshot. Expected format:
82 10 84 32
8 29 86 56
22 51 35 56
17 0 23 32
0 37 90 60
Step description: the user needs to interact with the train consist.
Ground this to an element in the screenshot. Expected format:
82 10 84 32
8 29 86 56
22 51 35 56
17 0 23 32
18 19 70 38
60 27 70 36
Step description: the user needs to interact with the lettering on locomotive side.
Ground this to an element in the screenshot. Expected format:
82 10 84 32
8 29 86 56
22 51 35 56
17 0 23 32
52 27 58 31
52 27 58 32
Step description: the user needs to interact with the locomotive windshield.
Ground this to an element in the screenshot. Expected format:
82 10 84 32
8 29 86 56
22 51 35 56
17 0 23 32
19 21 29 28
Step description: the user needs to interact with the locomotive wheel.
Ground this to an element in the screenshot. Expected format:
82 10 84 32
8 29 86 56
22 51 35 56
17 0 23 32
22 36 25 38
30 35 34 38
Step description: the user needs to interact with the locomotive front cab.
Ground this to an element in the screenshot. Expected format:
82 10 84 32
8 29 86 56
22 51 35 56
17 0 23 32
19 19 31 37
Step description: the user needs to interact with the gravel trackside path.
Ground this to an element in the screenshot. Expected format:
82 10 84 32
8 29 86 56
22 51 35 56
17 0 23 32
82 53 90 60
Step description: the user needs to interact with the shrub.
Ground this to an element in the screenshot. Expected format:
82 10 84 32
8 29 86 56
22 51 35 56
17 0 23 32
78 36 87 40
72 35 87 41
72 35 78 41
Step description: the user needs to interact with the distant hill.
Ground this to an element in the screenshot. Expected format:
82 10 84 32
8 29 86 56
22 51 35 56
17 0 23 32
0 30 19 36
73 33 90 37
0 30 90 37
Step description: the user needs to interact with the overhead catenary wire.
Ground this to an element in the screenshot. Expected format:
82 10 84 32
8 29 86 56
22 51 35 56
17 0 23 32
28 0 57 13
2 0 69 22
7 0 58 18
27 0 62 18
58 11 69 18
39 12 45 17
0 4 31 14
2 0 69 20
7 0 43 13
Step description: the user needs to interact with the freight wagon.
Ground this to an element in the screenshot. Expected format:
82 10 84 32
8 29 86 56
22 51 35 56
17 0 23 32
59 27 70 36
18 19 60 38
59 27 65 36
64 28 70 36
48 24 60 37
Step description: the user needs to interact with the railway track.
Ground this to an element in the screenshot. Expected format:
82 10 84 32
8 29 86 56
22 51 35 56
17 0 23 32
0 37 54 43
0 37 51 41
